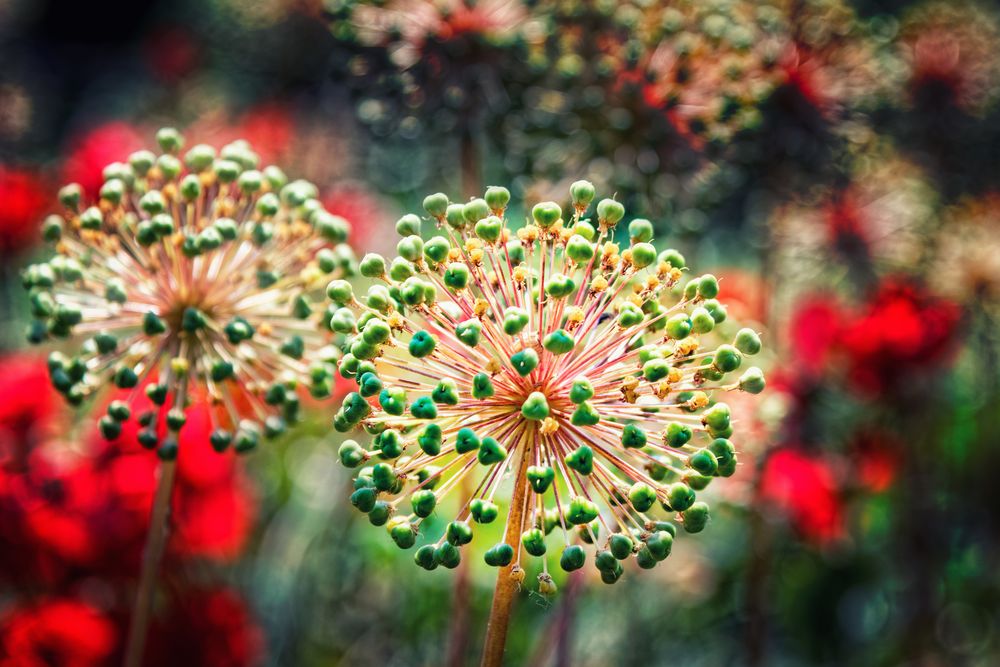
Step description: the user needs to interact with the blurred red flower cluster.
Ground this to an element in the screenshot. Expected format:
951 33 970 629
761 278 959 545
0 356 264 666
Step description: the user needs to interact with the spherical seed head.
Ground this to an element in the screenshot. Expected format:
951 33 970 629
330 183 765 592
25 128 356 453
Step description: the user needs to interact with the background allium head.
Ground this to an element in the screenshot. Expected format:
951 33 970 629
22 128 357 460
330 182 766 591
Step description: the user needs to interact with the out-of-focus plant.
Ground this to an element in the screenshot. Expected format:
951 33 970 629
20 128 356 667
326 181 766 665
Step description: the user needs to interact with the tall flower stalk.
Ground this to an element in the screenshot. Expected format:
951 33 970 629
22 128 354 666
329 182 765 665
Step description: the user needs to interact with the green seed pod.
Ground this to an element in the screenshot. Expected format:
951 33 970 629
388 257 415 282
532 201 562 228
703 299 727 323
628 482 657 512
560 545 587 572
338 440 366 468
368 501 392 526
326 280 353 305
526 465 555 493
423 236 450 264
415 544 439 570
210 429 233 453
411 490 437 518
435 541 461 568
713 344 743 373
472 373 495 399
477 437 507 465
455 319 482 347
396 214 422 237
417 423 443 455
443 262 471 291
596 198 625 227
410 396 438 420
682 502 710 533
359 253 387 278
522 528 547 556
666 483 696 512
484 542 514 567
389 519 417 549
517 392 554 425
628 218 654 243
643 358 671 382
734 328 762 355
446 520 474 546
688 449 719 476
594 549 619 573
510 348 539 376
617 304 644 328
397 235 424 261
665 422 692 447
690 307 716 334
445 203 467 230
630 243 657 269
470 498 499 523
156 127 184 153
372 462 397 491
408 330 436 359
455 428 481 454
609 533 633 560
545 273 576 298
621 423 647 448
571 401 601 426
665 314 693 340
568 376 594 404
703 402 731 431
475 215 503 243
566 235 595 263
686 474 713 490
156 154 182 180
502 307 529 335
573 220 596 241
636 546 658 569
423 192 449 218
567 496 599 525
697 274 720 299
431 378 459 405
570 180 595 209
484 186 510 212
506 240 525 265
351 487 377 513
645 530 674 560
543 329 576 355
463 198 491 225
739 367 766 394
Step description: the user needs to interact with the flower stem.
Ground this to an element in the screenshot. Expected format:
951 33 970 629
480 440 533 667
123 458 177 667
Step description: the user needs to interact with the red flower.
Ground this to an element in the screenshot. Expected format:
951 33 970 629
62 122 145 198
144 25 201 82
0 166 48 256
0 355 57 463
0 597 117 667
840 280 960 393
788 295 843 376
760 447 844 545
147 588 265 667
98 393 257 562
851 430 901 493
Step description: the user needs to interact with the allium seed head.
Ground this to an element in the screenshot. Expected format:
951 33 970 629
331 183 765 589
23 129 356 458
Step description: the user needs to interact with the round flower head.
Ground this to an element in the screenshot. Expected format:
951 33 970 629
331 182 765 591
22 128 356 459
